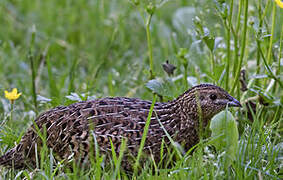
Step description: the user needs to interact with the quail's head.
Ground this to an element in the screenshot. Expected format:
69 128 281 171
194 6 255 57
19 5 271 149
180 84 241 119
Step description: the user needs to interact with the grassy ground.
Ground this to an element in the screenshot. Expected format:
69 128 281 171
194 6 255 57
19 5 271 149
0 0 282 179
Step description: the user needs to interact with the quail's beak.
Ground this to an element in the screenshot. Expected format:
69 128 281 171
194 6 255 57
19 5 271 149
228 97 242 107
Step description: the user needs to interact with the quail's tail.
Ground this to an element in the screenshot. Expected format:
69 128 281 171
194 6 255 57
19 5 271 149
0 147 24 169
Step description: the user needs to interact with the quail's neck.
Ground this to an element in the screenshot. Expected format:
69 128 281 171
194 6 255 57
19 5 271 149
161 99 204 151
173 95 214 127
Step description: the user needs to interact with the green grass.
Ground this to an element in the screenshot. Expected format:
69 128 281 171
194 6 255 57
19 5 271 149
0 0 282 179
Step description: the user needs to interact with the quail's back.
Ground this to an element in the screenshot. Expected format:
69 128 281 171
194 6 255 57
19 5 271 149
0 84 241 169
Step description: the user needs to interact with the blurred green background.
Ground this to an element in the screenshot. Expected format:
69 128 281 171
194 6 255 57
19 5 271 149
0 0 282 104
0 0 282 178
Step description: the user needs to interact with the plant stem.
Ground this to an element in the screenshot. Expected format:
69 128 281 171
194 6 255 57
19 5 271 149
276 24 283 90
267 1 276 65
29 25 38 114
225 0 233 89
230 0 249 94
232 0 243 76
235 0 243 33
264 1 276 87
184 60 188 89
257 42 283 88
29 52 38 113
210 51 216 84
255 1 263 86
10 102 14 124
134 95 156 175
146 13 155 79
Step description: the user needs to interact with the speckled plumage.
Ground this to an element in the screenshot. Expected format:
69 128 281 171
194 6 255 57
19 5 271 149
0 84 241 170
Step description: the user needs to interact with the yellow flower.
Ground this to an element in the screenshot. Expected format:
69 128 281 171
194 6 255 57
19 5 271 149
275 0 283 8
4 88 22 103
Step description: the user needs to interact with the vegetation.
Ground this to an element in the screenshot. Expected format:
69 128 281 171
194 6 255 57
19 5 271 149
0 0 282 179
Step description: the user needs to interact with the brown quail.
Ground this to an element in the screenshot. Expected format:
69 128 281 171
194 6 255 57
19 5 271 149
0 84 241 170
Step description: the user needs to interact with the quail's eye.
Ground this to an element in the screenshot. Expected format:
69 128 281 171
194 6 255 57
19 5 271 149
209 94 217 100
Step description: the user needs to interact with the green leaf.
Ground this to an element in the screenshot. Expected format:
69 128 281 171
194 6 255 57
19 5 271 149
203 35 215 52
145 79 174 98
209 109 239 168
